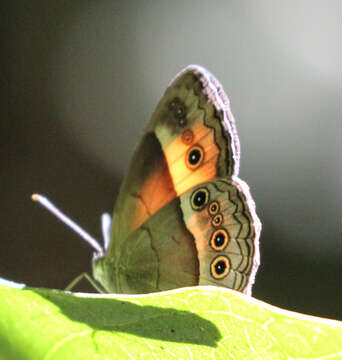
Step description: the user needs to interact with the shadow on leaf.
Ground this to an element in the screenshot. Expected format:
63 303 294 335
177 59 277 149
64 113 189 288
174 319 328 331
34 288 221 347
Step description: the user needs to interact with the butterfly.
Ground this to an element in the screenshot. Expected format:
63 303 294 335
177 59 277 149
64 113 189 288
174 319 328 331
34 65 261 296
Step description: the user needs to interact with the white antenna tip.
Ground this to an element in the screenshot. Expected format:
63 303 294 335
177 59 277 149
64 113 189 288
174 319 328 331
31 194 40 201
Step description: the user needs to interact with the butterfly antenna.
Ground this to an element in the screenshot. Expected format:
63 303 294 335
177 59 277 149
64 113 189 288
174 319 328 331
101 213 112 251
31 194 104 255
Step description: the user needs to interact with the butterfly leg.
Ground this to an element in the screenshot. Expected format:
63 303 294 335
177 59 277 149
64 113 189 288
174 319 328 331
65 272 108 293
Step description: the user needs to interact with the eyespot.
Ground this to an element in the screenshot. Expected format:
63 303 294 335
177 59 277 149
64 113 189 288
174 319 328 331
175 104 185 119
169 99 177 110
210 229 229 251
208 201 220 215
168 97 186 126
178 117 186 126
168 97 181 110
181 129 194 145
210 256 230 279
211 213 223 227
190 188 209 210
186 145 204 169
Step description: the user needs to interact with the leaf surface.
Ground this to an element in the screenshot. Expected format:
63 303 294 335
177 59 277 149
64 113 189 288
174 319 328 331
0 282 342 359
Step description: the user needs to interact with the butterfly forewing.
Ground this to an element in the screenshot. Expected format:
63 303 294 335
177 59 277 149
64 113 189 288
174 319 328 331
111 65 240 242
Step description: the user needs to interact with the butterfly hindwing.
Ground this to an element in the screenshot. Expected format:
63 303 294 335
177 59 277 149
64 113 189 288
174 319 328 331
93 177 260 294
180 177 261 295
96 195 198 293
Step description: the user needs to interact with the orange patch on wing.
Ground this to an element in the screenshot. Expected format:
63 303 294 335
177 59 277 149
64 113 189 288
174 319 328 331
131 158 176 231
131 123 219 231
164 122 219 196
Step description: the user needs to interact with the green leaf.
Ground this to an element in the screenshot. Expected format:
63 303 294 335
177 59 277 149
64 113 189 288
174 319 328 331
0 283 342 359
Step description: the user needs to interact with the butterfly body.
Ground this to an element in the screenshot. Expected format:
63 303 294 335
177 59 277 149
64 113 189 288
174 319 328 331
92 65 261 295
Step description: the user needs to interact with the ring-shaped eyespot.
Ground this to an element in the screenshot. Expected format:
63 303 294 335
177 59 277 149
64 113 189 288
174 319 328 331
181 129 194 145
208 201 220 216
186 145 204 170
169 98 187 126
210 255 230 279
178 117 186 127
190 187 209 211
211 213 223 227
175 104 185 119
168 97 180 110
210 229 229 251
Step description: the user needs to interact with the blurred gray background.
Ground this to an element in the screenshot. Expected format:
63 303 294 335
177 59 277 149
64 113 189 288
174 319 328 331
2 1 341 319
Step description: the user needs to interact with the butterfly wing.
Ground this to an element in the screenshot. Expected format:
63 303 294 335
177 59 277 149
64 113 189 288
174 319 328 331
180 177 261 295
93 177 260 294
111 65 240 246
94 195 198 293
92 65 261 294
